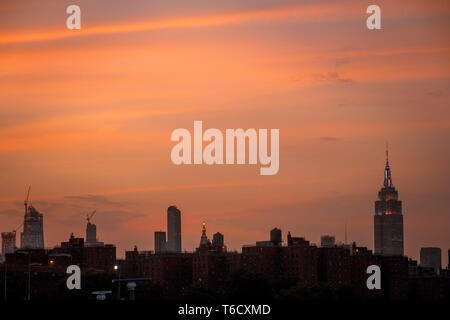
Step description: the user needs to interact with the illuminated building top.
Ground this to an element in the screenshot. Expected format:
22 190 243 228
375 146 402 216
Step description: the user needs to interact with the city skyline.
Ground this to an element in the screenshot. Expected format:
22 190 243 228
0 147 449 266
0 0 449 267
1 148 448 269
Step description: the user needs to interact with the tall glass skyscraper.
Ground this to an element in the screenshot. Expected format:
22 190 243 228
167 206 181 252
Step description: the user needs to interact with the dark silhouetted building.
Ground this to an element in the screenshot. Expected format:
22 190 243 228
150 253 192 295
420 247 441 275
192 224 233 288
374 148 404 256
167 206 181 253
270 228 282 245
252 227 283 248
242 244 283 279
320 235 336 248
239 228 287 279
379 255 409 300
318 246 351 288
351 244 383 298
52 233 116 272
4 248 49 267
154 231 167 253
2 231 16 262
284 232 318 285
212 232 224 250
122 246 192 296
193 250 236 289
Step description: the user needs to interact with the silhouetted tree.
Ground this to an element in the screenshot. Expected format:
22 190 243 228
224 269 274 300
180 281 218 301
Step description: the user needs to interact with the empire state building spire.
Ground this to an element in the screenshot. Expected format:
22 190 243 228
374 145 404 256
384 144 393 188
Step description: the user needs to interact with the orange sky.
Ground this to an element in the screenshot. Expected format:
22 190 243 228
0 0 449 266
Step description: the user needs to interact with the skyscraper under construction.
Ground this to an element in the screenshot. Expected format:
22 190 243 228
374 148 404 256
21 206 44 249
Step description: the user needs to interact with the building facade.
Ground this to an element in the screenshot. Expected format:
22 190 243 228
154 231 167 253
86 222 96 245
52 233 116 272
320 235 336 248
1 231 16 262
20 205 44 249
212 232 224 250
420 247 442 275
374 149 404 256
167 206 181 253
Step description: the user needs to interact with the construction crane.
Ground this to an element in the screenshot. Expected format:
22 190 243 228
24 185 31 213
87 209 96 223
13 221 23 234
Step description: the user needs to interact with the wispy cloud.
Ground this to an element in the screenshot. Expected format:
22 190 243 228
0 1 353 45
320 136 341 142
63 194 130 207
313 72 356 85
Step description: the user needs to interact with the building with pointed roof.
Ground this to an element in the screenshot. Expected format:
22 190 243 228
374 146 404 256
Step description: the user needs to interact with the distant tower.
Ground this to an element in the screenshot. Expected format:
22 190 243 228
20 204 44 249
85 210 103 247
154 231 167 253
167 206 181 252
20 186 44 249
199 222 209 247
374 146 404 256
86 222 97 245
420 247 442 275
270 228 282 246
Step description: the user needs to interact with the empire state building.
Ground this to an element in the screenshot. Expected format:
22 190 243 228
374 148 404 256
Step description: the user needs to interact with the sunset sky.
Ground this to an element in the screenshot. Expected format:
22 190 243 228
0 0 449 265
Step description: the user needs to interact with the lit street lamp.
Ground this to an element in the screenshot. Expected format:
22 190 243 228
113 264 121 300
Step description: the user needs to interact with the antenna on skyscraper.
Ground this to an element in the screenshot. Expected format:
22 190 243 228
345 221 348 245
386 141 389 164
